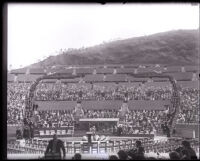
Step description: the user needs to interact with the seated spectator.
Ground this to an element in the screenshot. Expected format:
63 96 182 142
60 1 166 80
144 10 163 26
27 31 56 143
72 153 82 160
181 149 190 160
16 127 22 139
181 140 197 160
109 155 118 160
169 151 180 160
127 140 145 160
117 150 129 160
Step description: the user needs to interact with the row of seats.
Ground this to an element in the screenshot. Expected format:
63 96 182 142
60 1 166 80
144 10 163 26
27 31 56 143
10 65 199 75
35 100 170 111
7 72 198 83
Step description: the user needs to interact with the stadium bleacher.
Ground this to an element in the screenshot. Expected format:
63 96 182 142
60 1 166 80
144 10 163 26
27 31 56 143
60 78 80 83
41 79 57 83
118 82 141 87
76 68 93 74
56 68 73 74
116 68 135 74
17 74 43 82
127 100 170 110
35 100 170 111
96 68 114 74
177 80 199 89
10 68 27 74
105 74 126 82
152 77 169 82
184 66 199 72
7 65 199 159
8 74 16 82
36 101 76 111
144 81 172 88
137 67 152 73
83 74 104 82
126 76 149 82
165 72 194 81
29 68 45 75
163 66 182 73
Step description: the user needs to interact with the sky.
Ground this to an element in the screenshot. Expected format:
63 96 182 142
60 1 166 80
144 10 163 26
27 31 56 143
7 3 199 69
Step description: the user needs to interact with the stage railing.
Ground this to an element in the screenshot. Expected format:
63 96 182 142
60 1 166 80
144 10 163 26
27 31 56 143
7 137 199 156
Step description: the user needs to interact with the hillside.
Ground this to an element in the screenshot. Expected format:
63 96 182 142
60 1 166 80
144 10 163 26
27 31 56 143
30 29 199 68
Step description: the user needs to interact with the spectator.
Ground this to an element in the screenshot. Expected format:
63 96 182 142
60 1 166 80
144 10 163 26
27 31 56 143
16 127 22 139
181 140 197 160
128 140 145 159
45 134 66 159
117 150 128 160
180 149 190 160
109 155 118 160
72 153 82 160
169 151 180 160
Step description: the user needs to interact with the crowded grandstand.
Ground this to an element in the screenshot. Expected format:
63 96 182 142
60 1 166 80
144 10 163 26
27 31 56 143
7 64 199 160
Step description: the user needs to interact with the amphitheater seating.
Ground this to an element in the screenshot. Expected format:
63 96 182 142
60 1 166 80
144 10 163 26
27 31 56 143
148 67 166 73
56 68 73 74
83 74 104 82
76 68 93 74
126 76 149 82
166 72 193 81
137 68 152 73
10 68 27 74
152 77 169 82
177 80 199 89
128 100 170 110
118 82 142 87
164 66 182 73
123 65 139 68
96 68 113 74
35 101 76 111
46 68 64 74
82 100 122 110
8 74 15 82
93 82 117 87
106 65 122 69
60 78 80 83
184 66 199 72
17 74 42 82
29 68 45 75
41 79 57 83
35 100 171 111
105 74 126 82
144 81 172 88
67 83 92 88
116 68 135 74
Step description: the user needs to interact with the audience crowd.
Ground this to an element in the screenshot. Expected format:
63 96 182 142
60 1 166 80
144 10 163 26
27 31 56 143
7 81 199 126
7 82 31 125
7 79 199 160
34 110 74 128
34 83 173 101
69 139 198 160
177 88 199 124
